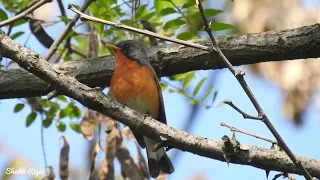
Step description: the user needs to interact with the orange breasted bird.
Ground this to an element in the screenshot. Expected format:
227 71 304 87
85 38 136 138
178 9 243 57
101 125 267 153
105 40 174 178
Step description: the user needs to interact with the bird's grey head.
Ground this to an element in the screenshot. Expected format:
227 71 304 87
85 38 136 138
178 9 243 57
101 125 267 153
115 40 149 63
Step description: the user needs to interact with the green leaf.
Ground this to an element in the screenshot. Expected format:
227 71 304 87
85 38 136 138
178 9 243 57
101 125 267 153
178 90 189 98
182 72 194 89
141 11 156 20
154 0 173 12
202 86 213 102
12 19 27 27
10 31 24 40
168 89 177 93
135 4 147 18
192 9 223 19
48 102 60 115
163 18 185 30
190 99 200 105
160 8 176 16
70 104 81 119
171 0 185 4
210 22 235 31
160 82 168 91
42 118 53 128
172 71 193 81
182 1 195 8
56 95 68 103
0 8 8 21
177 31 198 40
193 78 207 96
58 16 70 23
40 99 50 107
212 91 218 104
59 108 70 119
58 122 66 132
120 19 131 25
97 0 109 9
70 123 81 133
14 103 25 113
26 112 37 127
58 103 80 119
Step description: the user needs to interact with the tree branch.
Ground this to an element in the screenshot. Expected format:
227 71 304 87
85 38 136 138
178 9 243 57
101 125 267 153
0 31 319 178
196 1 312 178
45 0 93 60
68 4 209 51
223 99 262 120
221 122 277 144
0 24 319 99
0 0 52 27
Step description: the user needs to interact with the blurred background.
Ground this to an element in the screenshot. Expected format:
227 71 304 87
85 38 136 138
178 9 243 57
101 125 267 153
0 0 319 179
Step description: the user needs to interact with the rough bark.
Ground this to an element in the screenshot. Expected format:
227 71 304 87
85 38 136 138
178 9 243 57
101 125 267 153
0 24 319 99
0 28 320 178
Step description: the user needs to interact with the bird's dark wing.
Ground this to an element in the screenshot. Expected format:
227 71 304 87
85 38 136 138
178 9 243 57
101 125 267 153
135 48 167 124
146 63 167 125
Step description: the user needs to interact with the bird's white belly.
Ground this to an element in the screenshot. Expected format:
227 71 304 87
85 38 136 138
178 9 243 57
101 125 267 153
124 97 150 115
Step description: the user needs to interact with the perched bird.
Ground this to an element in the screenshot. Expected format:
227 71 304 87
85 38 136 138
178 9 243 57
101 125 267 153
105 40 174 178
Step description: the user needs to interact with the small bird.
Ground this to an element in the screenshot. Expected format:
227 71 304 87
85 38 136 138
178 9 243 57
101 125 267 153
105 40 174 178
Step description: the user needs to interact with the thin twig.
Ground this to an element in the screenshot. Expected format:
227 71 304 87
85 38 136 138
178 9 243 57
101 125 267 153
70 47 86 58
67 4 211 51
221 122 277 144
73 30 91 36
223 99 262 120
57 0 67 19
56 0 73 61
162 80 202 105
6 0 39 35
0 0 52 27
195 0 312 179
169 0 200 36
40 113 48 176
131 0 136 40
45 0 93 61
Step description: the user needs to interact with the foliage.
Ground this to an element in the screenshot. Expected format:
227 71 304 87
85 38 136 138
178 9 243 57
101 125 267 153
1 0 234 132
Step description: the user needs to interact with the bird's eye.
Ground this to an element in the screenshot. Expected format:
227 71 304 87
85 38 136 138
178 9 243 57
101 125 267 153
124 44 131 49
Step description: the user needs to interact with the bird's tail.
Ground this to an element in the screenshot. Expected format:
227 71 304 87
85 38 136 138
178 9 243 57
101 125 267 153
143 136 174 178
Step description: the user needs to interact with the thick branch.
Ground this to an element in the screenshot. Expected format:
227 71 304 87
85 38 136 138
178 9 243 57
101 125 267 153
0 31 319 178
0 24 319 99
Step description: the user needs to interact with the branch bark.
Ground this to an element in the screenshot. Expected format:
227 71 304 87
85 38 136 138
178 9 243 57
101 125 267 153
0 29 320 178
0 24 319 99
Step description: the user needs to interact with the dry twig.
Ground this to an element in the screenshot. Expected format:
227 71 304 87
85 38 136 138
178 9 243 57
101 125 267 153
68 4 211 51
221 122 277 144
223 100 262 120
